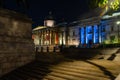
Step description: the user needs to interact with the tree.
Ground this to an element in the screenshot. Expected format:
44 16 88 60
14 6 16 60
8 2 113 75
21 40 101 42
88 0 108 10
88 0 120 15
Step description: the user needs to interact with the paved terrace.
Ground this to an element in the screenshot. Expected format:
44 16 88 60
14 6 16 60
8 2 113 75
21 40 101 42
1 53 120 80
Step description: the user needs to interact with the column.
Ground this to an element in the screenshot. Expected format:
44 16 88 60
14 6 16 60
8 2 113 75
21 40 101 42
40 30 42 45
84 27 86 44
49 30 51 45
45 30 47 45
54 31 55 45
46 30 49 45
43 30 45 45
46 30 47 45
79 28 81 44
62 31 64 45
92 25 94 44
51 31 53 45
48 30 50 45
99 25 102 43
39 31 41 45
118 25 119 43
65 27 68 46
98 25 99 43
55 32 59 45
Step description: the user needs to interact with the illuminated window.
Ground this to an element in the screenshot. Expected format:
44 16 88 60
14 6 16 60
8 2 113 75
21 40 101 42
102 25 106 32
101 32 106 42
73 31 75 36
111 26 114 31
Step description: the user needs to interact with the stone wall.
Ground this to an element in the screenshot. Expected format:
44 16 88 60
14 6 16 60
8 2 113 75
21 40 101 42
0 9 35 77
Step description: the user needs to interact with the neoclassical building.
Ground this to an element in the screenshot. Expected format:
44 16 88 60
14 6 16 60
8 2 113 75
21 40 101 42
32 11 120 48
32 13 64 48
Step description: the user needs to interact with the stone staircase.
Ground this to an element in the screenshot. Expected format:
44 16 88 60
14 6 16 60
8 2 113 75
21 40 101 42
43 60 120 80
1 60 120 80
0 61 52 80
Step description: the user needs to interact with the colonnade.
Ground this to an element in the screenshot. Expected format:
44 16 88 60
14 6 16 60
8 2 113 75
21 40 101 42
80 25 102 45
37 29 59 46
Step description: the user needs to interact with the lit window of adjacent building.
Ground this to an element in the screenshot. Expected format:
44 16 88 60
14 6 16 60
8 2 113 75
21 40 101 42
102 25 106 32
111 26 114 31
73 31 75 36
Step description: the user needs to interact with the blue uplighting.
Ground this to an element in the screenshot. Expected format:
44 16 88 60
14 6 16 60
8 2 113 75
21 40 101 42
81 27 84 44
86 26 92 44
94 25 99 43
101 32 106 42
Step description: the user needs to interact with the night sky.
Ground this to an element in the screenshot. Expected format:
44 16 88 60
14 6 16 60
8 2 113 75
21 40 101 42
4 0 90 28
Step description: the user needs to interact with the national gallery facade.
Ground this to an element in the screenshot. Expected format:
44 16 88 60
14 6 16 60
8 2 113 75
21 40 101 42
32 12 120 48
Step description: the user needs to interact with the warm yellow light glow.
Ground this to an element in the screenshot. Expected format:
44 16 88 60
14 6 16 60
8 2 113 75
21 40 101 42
33 26 46 31
34 35 39 45
104 40 110 44
44 20 54 27
117 21 120 24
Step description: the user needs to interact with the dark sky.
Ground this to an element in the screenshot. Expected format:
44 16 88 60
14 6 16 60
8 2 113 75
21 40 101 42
4 0 90 28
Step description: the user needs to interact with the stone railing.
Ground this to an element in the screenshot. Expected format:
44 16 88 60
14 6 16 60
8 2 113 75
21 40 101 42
35 45 61 53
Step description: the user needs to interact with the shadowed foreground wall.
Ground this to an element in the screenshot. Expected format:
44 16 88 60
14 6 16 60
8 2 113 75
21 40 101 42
0 9 35 77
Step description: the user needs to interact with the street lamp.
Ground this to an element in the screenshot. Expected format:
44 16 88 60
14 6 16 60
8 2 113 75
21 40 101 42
116 21 120 25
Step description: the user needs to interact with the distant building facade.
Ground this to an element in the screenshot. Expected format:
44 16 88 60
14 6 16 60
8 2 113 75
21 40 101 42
32 12 63 49
32 12 120 48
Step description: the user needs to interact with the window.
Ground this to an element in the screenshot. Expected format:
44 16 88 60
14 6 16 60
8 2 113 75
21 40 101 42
111 26 114 31
102 25 105 32
73 31 75 36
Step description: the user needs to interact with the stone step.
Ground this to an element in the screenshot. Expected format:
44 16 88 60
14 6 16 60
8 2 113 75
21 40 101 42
53 64 103 73
26 65 51 73
27 63 50 68
58 61 95 67
51 66 109 78
28 65 51 71
46 71 110 80
21 64 115 80
1 74 22 80
43 75 66 80
55 62 119 75
61 60 119 68
48 72 85 80
13 70 39 80
16 68 43 79
52 68 110 79
23 65 49 71
0 70 30 80
1 60 120 80
44 74 90 80
21 67 46 77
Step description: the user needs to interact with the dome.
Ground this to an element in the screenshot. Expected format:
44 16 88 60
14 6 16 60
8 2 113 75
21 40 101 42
44 12 54 20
